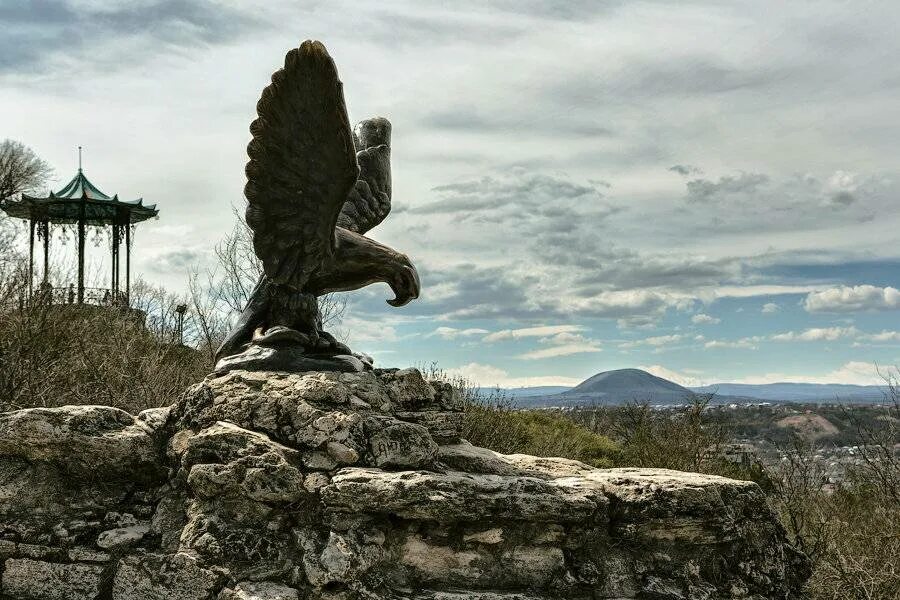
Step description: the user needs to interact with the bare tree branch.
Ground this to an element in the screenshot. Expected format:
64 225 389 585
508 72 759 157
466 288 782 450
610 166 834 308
0 140 53 202
212 204 347 328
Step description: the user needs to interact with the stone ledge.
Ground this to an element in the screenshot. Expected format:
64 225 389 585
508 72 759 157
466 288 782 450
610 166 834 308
0 369 808 599
410 592 563 600
0 405 161 477
323 468 606 523
439 442 598 478
1 558 105 600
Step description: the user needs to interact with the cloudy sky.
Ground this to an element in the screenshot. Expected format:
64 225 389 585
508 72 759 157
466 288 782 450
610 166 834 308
4 0 900 387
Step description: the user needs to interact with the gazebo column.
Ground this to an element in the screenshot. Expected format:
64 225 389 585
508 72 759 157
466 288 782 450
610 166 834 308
28 219 34 298
125 221 131 303
77 200 85 303
41 220 49 285
111 223 120 300
116 225 121 296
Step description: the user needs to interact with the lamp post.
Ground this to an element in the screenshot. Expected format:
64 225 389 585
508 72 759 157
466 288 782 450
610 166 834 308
175 304 187 345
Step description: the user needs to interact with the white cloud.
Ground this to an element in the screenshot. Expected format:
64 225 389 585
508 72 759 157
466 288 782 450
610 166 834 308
761 302 780 314
569 290 691 320
342 317 399 343
861 330 900 343
538 331 584 345
685 326 896 350
620 334 683 349
771 326 858 342
445 362 582 388
704 337 761 349
691 313 720 325
483 324 582 343
709 285 822 300
826 170 860 194
517 344 603 359
766 327 900 346
640 334 683 346
730 361 886 385
428 326 489 340
804 285 900 313
517 332 602 360
616 315 660 330
640 365 706 387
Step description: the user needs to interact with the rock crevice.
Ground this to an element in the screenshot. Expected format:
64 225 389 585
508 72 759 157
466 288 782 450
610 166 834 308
0 369 809 599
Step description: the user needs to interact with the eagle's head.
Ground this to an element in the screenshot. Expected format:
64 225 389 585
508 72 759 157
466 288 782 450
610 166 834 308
354 117 391 150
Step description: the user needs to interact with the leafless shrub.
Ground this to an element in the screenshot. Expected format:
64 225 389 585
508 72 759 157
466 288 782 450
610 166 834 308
0 275 211 413
778 370 900 599
186 269 232 363
569 394 729 473
213 208 262 315
842 367 900 505
0 140 53 202
769 436 833 562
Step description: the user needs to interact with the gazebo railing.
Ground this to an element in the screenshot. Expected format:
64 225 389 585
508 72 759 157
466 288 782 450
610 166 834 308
30 285 128 307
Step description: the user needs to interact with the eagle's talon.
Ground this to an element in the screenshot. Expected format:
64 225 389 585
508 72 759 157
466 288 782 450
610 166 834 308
307 330 352 355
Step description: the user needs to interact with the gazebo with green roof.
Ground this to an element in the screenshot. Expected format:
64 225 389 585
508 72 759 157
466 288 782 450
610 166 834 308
0 148 158 305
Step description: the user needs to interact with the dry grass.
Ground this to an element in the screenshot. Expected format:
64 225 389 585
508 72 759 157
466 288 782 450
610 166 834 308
422 365 620 468
463 403 620 468
0 289 212 414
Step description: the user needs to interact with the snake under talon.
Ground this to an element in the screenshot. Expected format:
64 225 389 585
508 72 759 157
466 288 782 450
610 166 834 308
252 326 313 347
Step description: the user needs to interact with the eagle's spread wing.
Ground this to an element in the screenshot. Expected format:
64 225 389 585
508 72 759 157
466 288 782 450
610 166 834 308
337 118 392 234
245 40 359 290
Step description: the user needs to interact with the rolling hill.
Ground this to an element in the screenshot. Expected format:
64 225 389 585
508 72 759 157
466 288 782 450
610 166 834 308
510 368 699 407
691 382 886 403
566 368 690 396
501 368 886 408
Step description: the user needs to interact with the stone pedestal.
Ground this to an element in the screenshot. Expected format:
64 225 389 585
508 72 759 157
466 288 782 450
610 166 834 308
0 369 809 599
213 345 371 375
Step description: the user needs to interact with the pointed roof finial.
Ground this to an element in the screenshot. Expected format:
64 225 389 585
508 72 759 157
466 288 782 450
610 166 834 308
78 146 82 172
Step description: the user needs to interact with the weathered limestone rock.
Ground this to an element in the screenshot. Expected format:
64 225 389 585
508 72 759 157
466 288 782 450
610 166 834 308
2 558 105 600
97 522 151 550
0 405 160 477
0 369 810 599
111 552 225 600
0 404 165 557
322 468 606 522
218 581 300 600
439 441 597 478
368 420 438 468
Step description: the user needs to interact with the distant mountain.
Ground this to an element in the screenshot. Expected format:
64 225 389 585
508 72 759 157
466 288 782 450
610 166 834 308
691 382 885 403
511 368 699 408
493 368 888 408
566 368 690 396
504 386 573 398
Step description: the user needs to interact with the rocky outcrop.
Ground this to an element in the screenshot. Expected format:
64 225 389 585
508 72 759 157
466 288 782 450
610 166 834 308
0 369 809 599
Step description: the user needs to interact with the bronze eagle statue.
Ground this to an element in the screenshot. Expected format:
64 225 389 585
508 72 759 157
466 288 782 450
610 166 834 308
215 40 420 372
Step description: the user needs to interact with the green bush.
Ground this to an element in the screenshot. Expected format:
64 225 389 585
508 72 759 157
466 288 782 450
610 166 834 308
420 366 620 468
463 403 620 468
